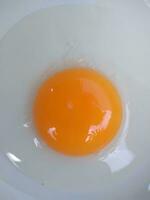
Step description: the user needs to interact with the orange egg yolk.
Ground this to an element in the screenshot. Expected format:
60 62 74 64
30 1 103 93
33 67 122 156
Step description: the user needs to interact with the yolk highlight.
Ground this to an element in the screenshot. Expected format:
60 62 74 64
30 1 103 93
33 67 122 156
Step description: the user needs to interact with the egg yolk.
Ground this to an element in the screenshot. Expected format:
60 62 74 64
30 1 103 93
33 67 122 156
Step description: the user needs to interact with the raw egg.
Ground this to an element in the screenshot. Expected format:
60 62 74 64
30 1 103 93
33 67 122 156
1 1 149 195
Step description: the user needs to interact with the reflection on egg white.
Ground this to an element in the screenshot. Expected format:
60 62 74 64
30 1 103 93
100 104 135 173
33 137 42 149
23 122 31 128
6 153 21 168
24 122 42 148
